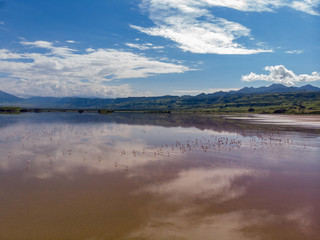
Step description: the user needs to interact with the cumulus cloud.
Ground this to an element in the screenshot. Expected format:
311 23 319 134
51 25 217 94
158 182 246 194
241 65 320 86
133 0 272 55
0 40 190 97
85 48 95 53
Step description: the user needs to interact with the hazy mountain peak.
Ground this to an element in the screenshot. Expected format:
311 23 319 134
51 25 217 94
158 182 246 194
0 90 22 102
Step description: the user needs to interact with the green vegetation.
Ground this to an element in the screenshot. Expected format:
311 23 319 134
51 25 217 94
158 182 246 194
191 92 320 114
102 92 320 114
98 109 114 114
1 92 320 114
143 110 171 113
0 107 22 114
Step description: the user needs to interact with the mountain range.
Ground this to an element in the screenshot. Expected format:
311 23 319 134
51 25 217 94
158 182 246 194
1 84 320 110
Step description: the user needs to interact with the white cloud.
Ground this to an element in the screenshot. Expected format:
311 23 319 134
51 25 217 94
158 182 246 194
22 40 54 49
0 40 191 97
203 0 320 15
66 40 76 43
241 65 320 86
291 0 320 15
0 21 4 25
126 43 150 50
85 48 95 53
21 40 77 56
139 0 320 15
285 49 304 54
133 0 319 54
133 0 272 55
125 42 164 50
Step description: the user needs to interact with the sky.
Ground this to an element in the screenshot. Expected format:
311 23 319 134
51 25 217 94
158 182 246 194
0 0 319 98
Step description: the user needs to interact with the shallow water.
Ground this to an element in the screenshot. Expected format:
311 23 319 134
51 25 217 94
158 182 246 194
0 113 320 240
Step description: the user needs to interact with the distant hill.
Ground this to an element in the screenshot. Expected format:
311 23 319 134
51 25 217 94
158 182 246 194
0 90 22 103
202 84 320 97
237 83 320 94
1 84 320 114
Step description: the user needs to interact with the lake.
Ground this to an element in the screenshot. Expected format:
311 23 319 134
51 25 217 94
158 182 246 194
0 113 319 240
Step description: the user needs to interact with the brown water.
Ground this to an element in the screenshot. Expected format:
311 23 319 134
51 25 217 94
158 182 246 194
0 113 319 240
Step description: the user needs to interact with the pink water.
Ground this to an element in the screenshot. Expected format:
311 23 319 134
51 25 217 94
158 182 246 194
0 113 319 240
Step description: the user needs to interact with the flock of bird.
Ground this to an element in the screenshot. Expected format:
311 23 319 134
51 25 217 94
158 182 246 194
0 126 294 171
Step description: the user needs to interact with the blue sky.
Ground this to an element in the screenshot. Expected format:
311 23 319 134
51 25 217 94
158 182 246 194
0 0 319 98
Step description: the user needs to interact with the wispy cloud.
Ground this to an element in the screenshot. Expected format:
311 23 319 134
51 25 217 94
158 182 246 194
138 0 320 15
285 49 304 54
125 42 164 51
0 21 4 25
132 0 272 55
197 0 320 15
132 0 319 54
291 0 320 15
21 40 77 56
0 40 191 97
241 65 320 86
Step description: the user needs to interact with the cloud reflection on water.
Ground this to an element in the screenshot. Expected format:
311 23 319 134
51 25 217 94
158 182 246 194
0 113 319 240
140 168 262 203
129 209 266 240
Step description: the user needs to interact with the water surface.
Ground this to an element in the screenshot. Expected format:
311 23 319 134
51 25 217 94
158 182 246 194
0 113 319 240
